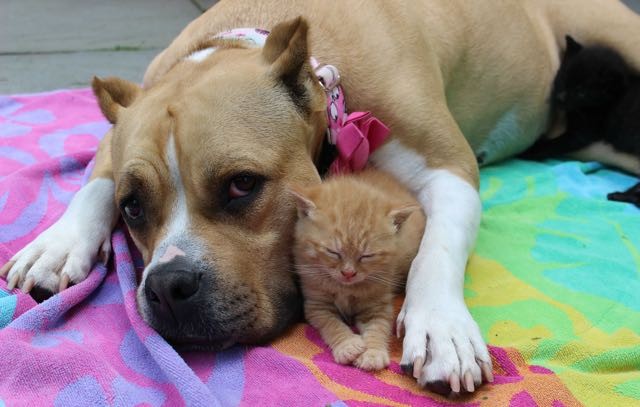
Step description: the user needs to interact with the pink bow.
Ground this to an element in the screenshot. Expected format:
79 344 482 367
329 111 390 175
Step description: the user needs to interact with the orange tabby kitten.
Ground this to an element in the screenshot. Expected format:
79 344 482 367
291 168 426 371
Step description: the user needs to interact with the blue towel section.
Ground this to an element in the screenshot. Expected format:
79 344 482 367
0 288 16 329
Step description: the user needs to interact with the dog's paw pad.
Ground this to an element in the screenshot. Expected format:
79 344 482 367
400 363 414 376
426 379 454 396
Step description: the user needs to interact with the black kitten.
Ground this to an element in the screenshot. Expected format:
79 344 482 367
523 35 640 207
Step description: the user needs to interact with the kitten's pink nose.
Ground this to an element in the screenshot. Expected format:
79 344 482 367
341 269 357 279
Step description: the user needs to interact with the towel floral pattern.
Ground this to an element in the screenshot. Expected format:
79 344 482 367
0 89 638 406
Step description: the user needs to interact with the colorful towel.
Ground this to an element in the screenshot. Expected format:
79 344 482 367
0 88 638 406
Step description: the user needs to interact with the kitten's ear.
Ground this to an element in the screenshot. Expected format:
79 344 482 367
388 205 421 232
565 35 583 58
288 186 317 218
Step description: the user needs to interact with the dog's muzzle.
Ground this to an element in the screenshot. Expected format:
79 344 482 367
144 256 203 323
139 254 286 351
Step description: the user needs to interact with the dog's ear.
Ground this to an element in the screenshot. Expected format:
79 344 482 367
288 185 317 218
92 76 141 124
262 17 316 112
564 35 583 58
388 205 421 232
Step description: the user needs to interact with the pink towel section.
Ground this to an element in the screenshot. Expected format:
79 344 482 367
0 89 108 259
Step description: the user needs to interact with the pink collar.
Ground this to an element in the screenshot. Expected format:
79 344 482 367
212 28 390 175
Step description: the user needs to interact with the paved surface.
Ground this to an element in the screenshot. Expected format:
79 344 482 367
0 0 216 93
1 0 639 94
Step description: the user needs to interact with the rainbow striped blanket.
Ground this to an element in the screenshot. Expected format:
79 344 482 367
0 89 638 406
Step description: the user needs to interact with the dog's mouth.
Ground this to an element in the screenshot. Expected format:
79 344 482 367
137 273 276 349
136 253 304 349
146 313 246 350
167 336 236 352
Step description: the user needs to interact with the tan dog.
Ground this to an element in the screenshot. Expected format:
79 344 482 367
3 0 640 395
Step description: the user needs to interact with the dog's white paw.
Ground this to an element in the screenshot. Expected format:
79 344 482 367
354 347 390 371
332 334 366 365
399 299 493 395
1 179 117 295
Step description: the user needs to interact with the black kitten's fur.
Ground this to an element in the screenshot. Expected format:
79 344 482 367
523 35 640 207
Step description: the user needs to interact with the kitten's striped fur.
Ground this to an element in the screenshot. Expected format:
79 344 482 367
291 168 425 370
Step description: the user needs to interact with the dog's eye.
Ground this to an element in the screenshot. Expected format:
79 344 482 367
222 173 265 213
229 175 257 199
121 197 144 226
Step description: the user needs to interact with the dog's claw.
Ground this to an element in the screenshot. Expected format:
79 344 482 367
100 240 111 265
59 273 70 292
449 373 461 393
412 356 424 379
7 274 19 290
482 361 494 383
0 261 14 278
396 319 404 338
22 277 35 293
463 371 475 392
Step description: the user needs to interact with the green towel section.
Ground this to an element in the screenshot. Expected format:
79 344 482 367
468 158 640 405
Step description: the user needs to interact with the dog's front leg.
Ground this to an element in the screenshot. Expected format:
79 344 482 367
1 130 118 295
372 122 493 395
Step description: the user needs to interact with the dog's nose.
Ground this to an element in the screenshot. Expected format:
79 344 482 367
145 259 203 319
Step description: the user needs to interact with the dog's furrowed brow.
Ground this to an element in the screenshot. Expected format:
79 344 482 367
200 154 277 180
116 173 148 204
116 161 163 203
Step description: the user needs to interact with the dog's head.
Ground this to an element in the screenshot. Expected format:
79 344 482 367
92 17 327 349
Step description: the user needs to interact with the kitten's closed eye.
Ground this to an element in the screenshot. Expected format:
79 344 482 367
358 254 376 262
325 248 341 259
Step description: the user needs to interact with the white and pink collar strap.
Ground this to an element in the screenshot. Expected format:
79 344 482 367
195 28 390 175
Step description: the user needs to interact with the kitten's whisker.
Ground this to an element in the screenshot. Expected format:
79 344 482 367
294 266 328 272
293 264 331 277
369 280 405 289
294 263 327 269
295 267 327 271
366 273 405 288
295 263 329 269
367 274 399 283
293 269 326 275
293 267 325 273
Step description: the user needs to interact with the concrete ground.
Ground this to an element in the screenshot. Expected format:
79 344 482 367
0 0 216 93
1 0 639 94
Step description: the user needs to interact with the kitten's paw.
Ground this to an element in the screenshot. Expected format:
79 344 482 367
332 335 366 364
400 299 493 395
354 348 390 371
